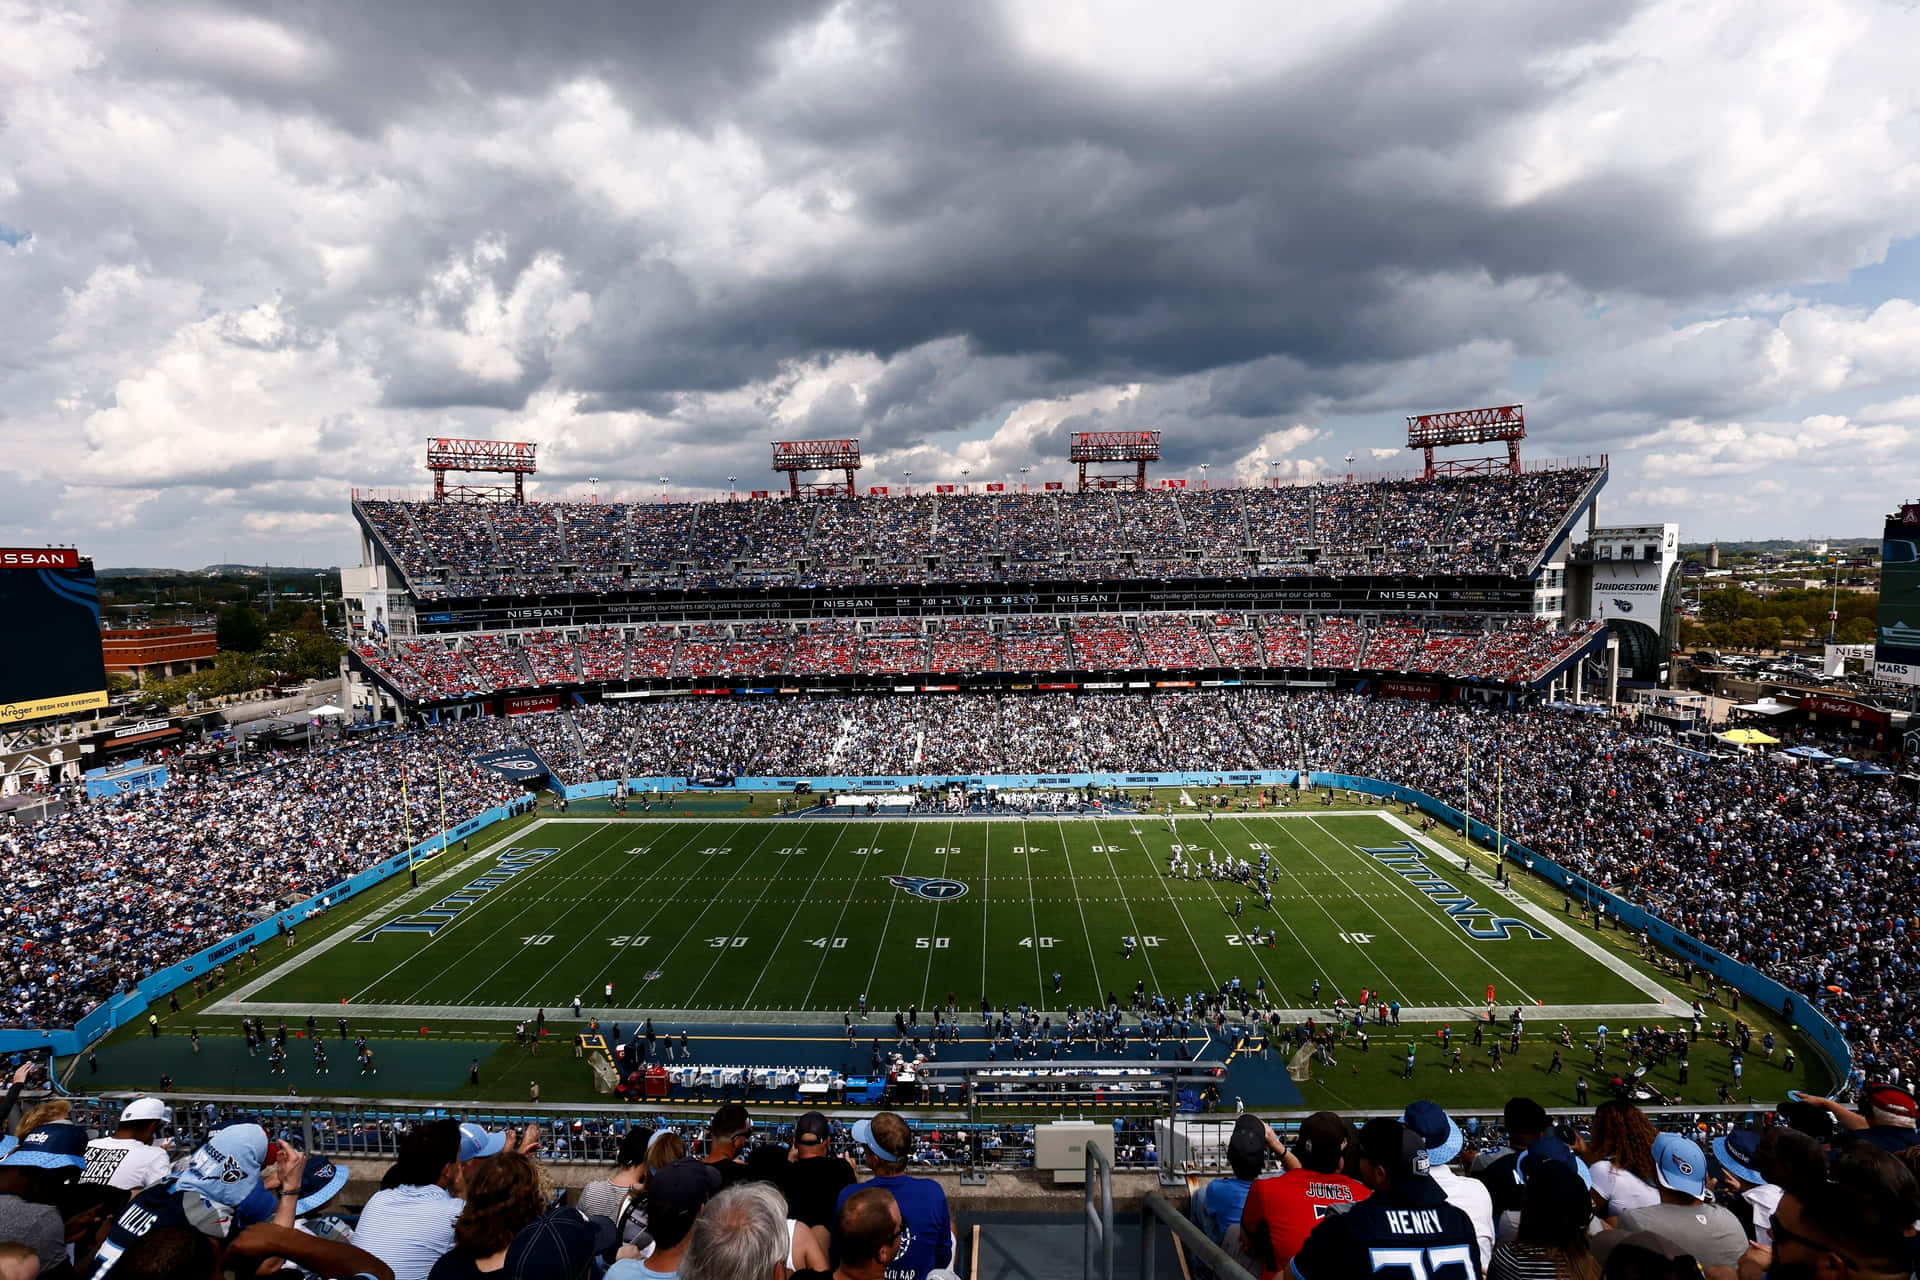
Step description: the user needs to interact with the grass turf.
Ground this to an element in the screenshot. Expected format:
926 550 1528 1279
244 811 1653 1014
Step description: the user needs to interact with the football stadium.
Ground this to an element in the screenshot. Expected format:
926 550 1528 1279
7 420 1897 1152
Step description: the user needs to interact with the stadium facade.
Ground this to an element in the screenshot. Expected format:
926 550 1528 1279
338 458 1643 717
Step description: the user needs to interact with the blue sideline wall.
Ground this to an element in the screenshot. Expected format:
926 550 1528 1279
0 805 520 1057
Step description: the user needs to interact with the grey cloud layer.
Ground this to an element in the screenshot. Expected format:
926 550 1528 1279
2 0 1917 564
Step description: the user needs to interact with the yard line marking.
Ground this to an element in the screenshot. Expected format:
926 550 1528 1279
1114 820 1220 997
736 824 856 1009
980 818 993 1000
1058 819 1137 1000
617 821 790 1007
1052 821 1113 1013
459 820 716 1007
861 823 928 1008
1276 816 1480 1006
917 820 959 1013
1017 819 1046 997
804 822 921 1010
356 821 623 1004
1304 811 1535 1005
1230 814 1390 997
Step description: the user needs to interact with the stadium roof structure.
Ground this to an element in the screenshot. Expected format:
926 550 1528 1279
771 439 861 498
1406 405 1524 479
1068 430 1160 491
426 438 537 503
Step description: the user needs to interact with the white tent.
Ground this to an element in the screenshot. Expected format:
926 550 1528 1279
308 703 347 717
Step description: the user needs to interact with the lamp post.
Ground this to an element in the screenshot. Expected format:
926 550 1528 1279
1345 452 1355 484
1268 460 1281 489
903 469 912 496
1019 465 1031 493
961 466 970 494
588 476 600 504
727 475 737 502
657 475 670 505
1199 463 1209 490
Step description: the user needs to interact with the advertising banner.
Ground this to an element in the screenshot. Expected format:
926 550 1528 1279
473 747 553 781
503 693 560 716
84 763 169 800
1 555 108 725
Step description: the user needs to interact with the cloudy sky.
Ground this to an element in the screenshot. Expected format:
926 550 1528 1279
3 0 1918 567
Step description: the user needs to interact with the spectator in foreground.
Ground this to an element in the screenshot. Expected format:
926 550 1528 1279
1576 1101 1660 1227
608 1158 722 1280
1238 1112 1367 1279
1489 1156 1595 1280
1289 1118 1481 1280
702 1106 754 1187
428 1150 549 1279
80 1099 174 1193
777 1114 855 1257
681 1182 788 1280
808 1188 901 1280
352 1119 466 1280
1611 1134 1744 1271
833 1115 953 1280
1472 1098 1549 1224
1403 1102 1494 1274
0 1123 91 1276
576 1127 656 1255
1193 1114 1277 1246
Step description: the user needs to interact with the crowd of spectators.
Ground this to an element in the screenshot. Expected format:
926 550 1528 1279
0 730 524 1030
353 613 1603 701
355 467 1599 599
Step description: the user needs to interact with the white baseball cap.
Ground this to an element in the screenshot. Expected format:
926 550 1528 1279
120 1098 174 1125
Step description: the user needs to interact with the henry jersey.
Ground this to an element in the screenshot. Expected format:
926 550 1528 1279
1288 1178 1482 1280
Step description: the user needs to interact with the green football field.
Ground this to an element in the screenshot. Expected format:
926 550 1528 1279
233 810 1673 1020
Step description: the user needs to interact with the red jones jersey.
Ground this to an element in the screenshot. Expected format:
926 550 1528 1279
1238 1168 1372 1278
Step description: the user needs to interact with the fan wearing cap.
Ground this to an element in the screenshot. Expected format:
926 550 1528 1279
830 1115 953 1280
1288 1118 1482 1280
1237 1113 1371 1280
1708 1128 1781 1247
1612 1133 1746 1271
607 1158 723 1280
1194 1115 1285 1250
86 1125 381 1280
1402 1104 1493 1275
80 1100 174 1193
777 1114 855 1254
0 1123 91 1276
1803 1083 1920 1154
1469 1099 1549 1224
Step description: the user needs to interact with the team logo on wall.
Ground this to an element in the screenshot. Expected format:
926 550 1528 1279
885 876 969 901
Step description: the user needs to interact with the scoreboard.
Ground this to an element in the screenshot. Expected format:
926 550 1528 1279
0 547 110 724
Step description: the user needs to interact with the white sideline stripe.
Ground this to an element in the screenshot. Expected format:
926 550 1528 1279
1381 813 1689 1007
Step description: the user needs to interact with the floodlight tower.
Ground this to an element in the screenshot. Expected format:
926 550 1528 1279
425 438 537 503
771 439 862 498
1068 430 1161 491
1405 405 1525 479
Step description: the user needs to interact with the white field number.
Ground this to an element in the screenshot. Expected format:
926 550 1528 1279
1225 933 1268 946
774 847 806 856
607 936 652 947
933 847 960 856
1338 932 1374 944
698 847 732 856
915 937 950 948
1012 846 1045 854
849 847 884 856
1018 937 1058 948
1089 845 1125 853
522 935 554 946
808 937 849 948
708 936 749 948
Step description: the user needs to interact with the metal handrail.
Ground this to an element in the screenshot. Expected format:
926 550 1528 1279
1141 1191 1257 1280
1086 1139 1114 1280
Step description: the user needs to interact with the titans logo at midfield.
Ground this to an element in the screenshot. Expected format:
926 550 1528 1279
885 875 969 901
